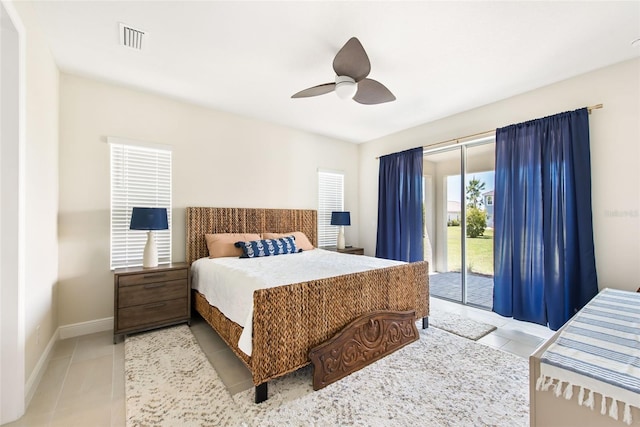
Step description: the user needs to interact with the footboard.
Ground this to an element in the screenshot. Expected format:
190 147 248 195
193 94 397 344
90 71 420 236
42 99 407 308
309 310 419 390
250 261 428 387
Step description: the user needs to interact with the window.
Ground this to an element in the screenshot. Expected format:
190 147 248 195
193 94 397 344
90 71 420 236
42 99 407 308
110 138 172 269
317 170 344 247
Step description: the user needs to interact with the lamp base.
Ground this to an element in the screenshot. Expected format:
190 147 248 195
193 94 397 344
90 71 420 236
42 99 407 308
337 226 346 250
143 231 158 268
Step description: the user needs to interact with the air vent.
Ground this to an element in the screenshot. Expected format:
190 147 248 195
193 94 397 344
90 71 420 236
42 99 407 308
119 23 145 50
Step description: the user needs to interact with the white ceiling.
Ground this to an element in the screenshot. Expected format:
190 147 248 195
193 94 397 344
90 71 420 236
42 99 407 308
31 1 640 143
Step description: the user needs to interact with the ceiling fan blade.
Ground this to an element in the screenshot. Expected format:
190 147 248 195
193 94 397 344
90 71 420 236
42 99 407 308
353 78 396 105
333 37 371 82
291 83 336 98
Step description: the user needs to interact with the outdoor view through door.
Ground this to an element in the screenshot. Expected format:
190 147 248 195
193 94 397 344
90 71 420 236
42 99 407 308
423 138 495 310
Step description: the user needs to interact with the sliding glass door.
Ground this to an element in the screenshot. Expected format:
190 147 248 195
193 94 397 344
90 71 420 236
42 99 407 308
424 147 462 301
424 138 495 309
464 142 495 308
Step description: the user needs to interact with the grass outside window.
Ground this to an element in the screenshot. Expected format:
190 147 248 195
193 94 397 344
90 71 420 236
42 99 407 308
446 226 494 276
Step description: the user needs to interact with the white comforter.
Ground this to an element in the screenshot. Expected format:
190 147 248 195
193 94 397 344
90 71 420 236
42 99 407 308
191 248 404 355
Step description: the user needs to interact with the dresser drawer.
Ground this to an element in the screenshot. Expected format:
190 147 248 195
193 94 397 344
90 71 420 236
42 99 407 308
118 268 187 287
117 297 188 331
118 279 188 308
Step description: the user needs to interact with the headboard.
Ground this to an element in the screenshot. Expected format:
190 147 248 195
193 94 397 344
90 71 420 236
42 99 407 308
186 207 318 264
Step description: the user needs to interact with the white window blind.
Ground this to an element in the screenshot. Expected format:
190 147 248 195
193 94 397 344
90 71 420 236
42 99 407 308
110 141 172 269
318 170 344 247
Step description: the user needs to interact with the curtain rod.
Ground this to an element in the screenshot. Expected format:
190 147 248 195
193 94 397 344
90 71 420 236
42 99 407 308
375 104 603 159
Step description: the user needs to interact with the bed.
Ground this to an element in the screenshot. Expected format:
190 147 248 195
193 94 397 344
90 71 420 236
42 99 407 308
186 207 429 402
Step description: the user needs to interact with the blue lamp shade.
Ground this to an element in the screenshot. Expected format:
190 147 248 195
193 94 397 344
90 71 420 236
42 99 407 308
330 211 351 226
129 207 168 231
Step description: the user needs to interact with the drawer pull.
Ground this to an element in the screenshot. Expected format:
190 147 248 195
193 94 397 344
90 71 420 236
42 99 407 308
143 283 167 289
143 302 167 309
143 273 167 279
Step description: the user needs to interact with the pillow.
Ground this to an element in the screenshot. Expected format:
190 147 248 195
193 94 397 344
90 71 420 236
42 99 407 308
234 237 298 258
262 231 314 251
205 233 261 258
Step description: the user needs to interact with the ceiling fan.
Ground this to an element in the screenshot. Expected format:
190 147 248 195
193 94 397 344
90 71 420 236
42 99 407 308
291 37 396 105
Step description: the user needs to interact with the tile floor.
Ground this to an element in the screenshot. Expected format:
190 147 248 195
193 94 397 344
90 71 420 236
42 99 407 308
5 297 556 426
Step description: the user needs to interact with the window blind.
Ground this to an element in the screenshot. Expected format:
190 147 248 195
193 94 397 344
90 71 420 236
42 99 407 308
110 141 172 269
318 170 344 247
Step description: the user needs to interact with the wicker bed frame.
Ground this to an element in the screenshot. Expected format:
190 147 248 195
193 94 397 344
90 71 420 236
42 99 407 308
186 207 429 402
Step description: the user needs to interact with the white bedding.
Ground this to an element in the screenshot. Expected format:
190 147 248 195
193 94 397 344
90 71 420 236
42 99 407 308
191 248 404 355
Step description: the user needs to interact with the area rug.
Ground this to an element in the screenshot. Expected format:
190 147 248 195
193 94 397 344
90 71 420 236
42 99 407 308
125 326 243 426
429 307 497 340
126 325 528 427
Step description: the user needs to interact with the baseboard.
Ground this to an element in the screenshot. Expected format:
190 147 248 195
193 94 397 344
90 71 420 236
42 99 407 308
25 328 59 407
24 318 113 409
24 317 114 408
58 317 113 340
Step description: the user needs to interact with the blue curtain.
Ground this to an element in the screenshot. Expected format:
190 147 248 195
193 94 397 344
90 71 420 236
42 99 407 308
493 108 598 330
375 147 424 262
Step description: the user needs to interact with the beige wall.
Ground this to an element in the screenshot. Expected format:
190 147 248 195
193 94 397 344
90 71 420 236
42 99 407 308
10 0 60 384
359 58 640 291
58 74 359 326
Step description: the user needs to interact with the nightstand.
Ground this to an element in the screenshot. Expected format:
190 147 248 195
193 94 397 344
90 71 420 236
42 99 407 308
322 246 365 255
113 262 190 343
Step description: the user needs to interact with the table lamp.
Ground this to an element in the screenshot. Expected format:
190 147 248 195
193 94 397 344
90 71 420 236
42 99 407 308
330 211 351 250
130 207 168 268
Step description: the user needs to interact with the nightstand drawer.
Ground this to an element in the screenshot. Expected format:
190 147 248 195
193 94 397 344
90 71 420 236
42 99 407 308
113 262 191 343
321 246 365 255
118 279 188 308
342 248 364 255
118 268 187 287
117 297 188 331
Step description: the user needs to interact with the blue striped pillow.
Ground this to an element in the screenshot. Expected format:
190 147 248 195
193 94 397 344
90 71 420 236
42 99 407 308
234 237 299 258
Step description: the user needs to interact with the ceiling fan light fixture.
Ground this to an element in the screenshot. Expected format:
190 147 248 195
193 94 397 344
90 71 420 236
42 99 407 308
335 75 357 100
292 38 394 104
